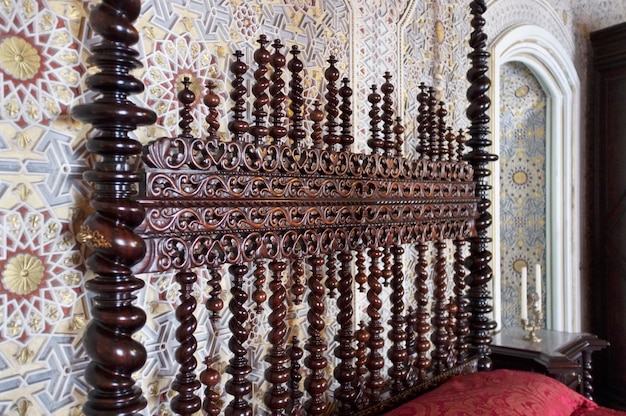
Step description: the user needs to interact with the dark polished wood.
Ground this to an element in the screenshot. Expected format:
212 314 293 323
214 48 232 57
171 271 201 416
70 0 156 414
491 328 608 400
72 1 496 414
590 21 626 412
466 0 497 372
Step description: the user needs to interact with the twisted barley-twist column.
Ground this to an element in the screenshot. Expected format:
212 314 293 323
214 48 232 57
366 246 384 403
229 51 249 143
206 262 224 323
367 86 383 154
311 101 324 150
250 35 270 144
178 78 194 138
416 83 429 158
287 336 304 414
265 260 290 415
288 46 305 148
225 264 253 416
304 256 328 415
252 259 267 314
290 256 305 305
413 242 431 381
381 72 395 157
70 0 156 413
388 246 408 391
339 78 354 151
325 253 338 298
453 239 470 363
204 81 221 140
200 358 221 416
466 0 497 371
323 56 341 150
431 240 450 374
269 40 288 145
171 271 201 416
334 251 357 411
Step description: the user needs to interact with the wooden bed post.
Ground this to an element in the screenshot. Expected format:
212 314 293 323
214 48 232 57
71 0 156 414
465 0 498 371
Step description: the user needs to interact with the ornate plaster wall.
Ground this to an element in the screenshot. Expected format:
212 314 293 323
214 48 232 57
0 0 624 414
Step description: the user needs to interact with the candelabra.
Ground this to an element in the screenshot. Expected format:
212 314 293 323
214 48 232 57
521 292 542 343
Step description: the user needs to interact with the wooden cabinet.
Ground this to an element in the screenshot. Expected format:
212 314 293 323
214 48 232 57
590 22 626 411
491 328 608 400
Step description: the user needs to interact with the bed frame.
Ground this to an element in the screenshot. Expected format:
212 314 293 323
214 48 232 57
71 1 496 415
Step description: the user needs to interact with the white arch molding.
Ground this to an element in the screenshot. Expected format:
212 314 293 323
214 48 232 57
490 25 581 332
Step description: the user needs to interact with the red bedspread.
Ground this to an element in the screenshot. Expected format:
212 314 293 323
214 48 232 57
384 369 626 416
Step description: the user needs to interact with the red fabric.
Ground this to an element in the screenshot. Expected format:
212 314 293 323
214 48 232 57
572 408 626 416
383 369 604 416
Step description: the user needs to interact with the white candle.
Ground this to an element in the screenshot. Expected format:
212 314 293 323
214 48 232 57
521 266 528 321
535 263 542 303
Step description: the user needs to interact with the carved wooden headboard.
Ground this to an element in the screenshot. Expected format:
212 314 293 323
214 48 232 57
71 1 496 415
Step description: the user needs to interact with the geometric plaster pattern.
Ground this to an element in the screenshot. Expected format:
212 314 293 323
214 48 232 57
498 61 547 330
0 0 622 413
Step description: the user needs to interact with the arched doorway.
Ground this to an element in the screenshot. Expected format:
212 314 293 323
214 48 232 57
491 25 581 331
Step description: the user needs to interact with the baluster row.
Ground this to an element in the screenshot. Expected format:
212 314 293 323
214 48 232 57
169 240 471 414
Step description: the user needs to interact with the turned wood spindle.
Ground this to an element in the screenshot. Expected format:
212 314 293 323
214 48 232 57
204 80 221 140
431 240 450 375
178 77 195 139
367 85 384 154
70 0 157 413
323 55 341 150
304 256 328 415
366 246 385 403
269 39 288 145
381 246 392 287
171 271 202 416
206 262 224 323
405 307 418 385
393 116 405 156
436 101 449 159
200 357 222 416
265 260 291 415
310 100 324 149
388 246 408 392
290 256 306 305
228 50 249 143
288 336 304 415
225 264 253 416
447 298 459 369
381 72 396 157
427 87 439 160
288 46 306 148
416 83 430 158
325 252 338 298
446 127 457 161
466 0 498 371
355 249 368 292
456 129 466 162
334 251 357 411
252 259 267 314
250 35 271 145
339 77 354 151
453 239 470 364
354 321 370 392
414 242 431 381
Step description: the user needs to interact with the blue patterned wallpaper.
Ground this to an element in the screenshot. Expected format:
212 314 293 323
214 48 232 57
498 61 547 329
